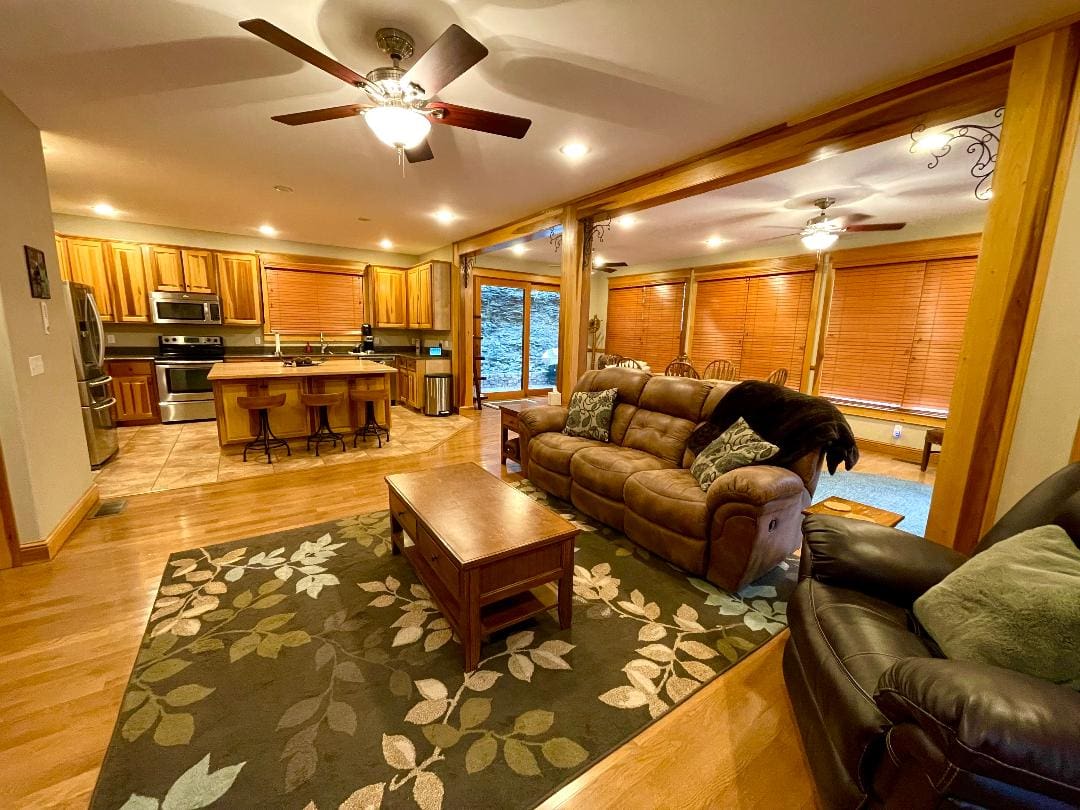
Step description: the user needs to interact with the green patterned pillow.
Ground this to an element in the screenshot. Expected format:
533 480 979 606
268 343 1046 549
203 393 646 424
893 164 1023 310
563 388 618 441
690 417 779 491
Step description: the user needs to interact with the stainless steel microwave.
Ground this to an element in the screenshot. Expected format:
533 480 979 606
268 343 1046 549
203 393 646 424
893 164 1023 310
150 291 223 325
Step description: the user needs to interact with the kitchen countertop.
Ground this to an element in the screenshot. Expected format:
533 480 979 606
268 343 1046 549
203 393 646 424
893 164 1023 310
106 349 450 361
207 359 398 381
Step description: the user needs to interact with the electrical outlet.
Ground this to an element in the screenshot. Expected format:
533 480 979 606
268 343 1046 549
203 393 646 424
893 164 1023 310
254 336 262 345
892 424 903 440
28 355 45 376
106 333 116 345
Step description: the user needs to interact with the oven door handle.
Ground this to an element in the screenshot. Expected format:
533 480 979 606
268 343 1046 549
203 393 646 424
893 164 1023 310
91 397 118 410
87 375 113 387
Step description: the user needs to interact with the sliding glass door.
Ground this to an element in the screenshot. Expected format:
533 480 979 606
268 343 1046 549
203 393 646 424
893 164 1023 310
476 279 560 400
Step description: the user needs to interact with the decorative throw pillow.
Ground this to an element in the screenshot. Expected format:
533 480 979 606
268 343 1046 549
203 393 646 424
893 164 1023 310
689 417 779 491
563 388 618 441
913 525 1080 690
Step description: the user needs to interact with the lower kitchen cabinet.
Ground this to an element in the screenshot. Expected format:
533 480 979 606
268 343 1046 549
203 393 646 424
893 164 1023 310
107 360 160 424
395 356 451 410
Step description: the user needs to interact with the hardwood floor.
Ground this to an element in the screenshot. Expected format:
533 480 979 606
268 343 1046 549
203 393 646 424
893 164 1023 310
0 408 823 809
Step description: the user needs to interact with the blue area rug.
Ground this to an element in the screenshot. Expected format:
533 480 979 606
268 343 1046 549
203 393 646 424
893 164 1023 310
812 470 932 535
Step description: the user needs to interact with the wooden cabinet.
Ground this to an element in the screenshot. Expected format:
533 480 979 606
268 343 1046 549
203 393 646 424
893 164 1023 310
108 243 151 322
181 249 216 293
372 266 407 328
55 236 71 282
406 261 451 330
65 238 114 320
106 360 160 424
395 355 451 410
216 252 262 325
148 246 185 291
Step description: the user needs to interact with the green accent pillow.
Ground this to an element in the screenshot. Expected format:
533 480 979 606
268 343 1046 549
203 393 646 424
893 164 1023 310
689 417 779 492
914 525 1080 690
563 388 618 441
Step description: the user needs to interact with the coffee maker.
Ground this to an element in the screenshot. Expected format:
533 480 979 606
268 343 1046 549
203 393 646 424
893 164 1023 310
360 323 375 353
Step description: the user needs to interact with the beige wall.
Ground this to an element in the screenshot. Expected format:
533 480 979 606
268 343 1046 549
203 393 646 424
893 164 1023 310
0 93 92 546
995 133 1080 515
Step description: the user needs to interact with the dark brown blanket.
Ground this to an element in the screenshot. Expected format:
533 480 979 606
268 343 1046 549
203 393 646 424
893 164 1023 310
689 381 859 474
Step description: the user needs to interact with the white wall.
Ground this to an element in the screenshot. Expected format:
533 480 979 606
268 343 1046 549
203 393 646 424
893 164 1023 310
0 92 92 545
996 134 1080 515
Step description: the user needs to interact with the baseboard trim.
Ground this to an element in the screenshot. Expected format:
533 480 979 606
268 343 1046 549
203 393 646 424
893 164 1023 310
17 484 99 566
856 438 924 464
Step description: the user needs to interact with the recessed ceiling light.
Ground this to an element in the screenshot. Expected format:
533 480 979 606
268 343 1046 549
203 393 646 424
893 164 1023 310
91 202 119 217
912 132 951 153
615 215 638 229
592 254 605 268
511 244 527 256
983 189 994 200
433 209 457 224
273 184 294 193
258 224 278 237
379 238 394 249
559 142 590 159
704 236 726 249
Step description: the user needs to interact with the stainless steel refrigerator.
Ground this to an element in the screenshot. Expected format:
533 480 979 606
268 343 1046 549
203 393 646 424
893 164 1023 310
65 282 119 467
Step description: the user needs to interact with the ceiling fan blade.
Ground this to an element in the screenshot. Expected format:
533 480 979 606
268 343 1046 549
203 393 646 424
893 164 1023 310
239 19 376 91
426 102 531 138
845 222 907 232
406 139 435 163
843 212 873 224
271 104 369 126
760 225 809 230
400 24 488 98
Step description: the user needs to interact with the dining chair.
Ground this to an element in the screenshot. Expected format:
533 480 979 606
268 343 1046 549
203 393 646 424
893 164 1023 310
663 356 700 379
766 368 789 386
702 359 737 381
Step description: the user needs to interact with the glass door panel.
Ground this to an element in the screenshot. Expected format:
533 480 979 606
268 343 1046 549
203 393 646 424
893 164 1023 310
479 284 525 395
528 288 560 390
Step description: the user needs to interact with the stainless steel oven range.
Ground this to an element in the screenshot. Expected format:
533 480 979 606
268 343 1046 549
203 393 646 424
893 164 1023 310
155 336 225 422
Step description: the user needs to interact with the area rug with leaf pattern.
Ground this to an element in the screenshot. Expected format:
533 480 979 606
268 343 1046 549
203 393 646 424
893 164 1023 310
92 480 796 810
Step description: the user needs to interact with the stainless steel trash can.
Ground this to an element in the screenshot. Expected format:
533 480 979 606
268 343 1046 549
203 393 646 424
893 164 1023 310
423 373 453 416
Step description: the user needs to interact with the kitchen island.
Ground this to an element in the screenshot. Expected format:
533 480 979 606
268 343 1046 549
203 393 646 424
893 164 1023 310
207 359 397 447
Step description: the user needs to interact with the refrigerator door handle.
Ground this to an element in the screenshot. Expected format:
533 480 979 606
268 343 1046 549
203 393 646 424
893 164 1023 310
91 397 118 410
86 291 106 368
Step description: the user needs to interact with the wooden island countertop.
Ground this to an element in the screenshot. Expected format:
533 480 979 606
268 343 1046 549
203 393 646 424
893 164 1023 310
207 358 397 381
208 359 398 447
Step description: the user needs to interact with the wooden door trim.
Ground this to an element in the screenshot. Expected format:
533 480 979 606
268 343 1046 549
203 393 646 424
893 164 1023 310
472 266 562 286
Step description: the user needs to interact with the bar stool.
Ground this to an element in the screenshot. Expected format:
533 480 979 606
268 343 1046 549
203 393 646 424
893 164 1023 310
350 385 390 448
300 391 345 456
238 394 291 463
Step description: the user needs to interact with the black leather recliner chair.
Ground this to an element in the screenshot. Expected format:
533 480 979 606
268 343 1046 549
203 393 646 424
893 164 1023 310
784 463 1080 809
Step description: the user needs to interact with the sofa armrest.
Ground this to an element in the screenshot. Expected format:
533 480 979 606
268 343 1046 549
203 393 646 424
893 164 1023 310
517 406 568 478
875 658 1080 802
801 515 966 605
705 464 805 511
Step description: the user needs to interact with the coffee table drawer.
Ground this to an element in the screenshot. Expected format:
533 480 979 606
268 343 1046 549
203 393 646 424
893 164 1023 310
388 491 417 538
415 524 460 599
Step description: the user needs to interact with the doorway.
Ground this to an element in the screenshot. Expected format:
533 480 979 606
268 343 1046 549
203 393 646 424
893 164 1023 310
475 279 560 400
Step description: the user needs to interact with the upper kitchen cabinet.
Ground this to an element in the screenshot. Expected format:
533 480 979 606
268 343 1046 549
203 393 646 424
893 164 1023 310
108 243 151 323
372 266 407 329
216 252 262 325
55 235 71 281
147 246 217 293
406 260 451 330
64 237 114 320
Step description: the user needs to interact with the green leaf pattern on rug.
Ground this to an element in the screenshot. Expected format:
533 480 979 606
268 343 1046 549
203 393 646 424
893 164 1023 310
118 753 245 810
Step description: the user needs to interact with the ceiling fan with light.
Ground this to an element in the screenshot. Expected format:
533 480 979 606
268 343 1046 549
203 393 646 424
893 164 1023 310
239 19 532 164
766 197 906 251
592 259 628 273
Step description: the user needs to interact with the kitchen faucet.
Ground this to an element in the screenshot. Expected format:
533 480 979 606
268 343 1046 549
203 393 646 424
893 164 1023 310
319 332 332 355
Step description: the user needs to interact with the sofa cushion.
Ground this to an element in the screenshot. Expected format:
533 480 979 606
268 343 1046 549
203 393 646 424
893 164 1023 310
690 417 779 491
529 432 606 476
624 468 710 540
573 366 650 405
639 375 713 422
570 445 669 501
622 409 696 466
564 388 618 441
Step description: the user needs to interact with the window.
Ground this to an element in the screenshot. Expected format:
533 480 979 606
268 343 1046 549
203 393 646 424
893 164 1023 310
605 281 686 371
475 278 560 398
818 257 976 414
264 268 365 334
690 272 813 387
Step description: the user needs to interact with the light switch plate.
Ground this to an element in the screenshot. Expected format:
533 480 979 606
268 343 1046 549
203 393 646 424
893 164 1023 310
106 334 116 345
29 355 45 376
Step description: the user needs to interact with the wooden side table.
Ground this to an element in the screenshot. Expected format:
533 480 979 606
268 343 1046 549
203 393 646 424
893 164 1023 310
499 401 537 466
803 496 903 528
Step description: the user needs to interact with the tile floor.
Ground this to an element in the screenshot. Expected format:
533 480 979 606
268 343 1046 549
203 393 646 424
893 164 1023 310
94 407 473 498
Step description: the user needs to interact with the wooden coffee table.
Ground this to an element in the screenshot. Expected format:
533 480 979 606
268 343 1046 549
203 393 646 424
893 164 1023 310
803 496 904 528
386 462 578 670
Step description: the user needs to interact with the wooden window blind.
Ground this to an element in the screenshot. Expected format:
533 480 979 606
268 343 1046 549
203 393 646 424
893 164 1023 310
690 272 813 387
604 282 685 371
264 268 365 335
900 257 978 412
819 258 976 414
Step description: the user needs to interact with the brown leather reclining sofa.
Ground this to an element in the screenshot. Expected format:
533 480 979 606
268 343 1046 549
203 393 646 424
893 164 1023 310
518 367 825 591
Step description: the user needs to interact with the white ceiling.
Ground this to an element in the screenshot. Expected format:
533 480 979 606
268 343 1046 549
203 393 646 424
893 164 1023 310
0 1 1072 255
486 110 997 267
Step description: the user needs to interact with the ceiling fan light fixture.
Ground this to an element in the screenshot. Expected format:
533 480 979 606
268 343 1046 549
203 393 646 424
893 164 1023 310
801 230 839 251
364 106 431 150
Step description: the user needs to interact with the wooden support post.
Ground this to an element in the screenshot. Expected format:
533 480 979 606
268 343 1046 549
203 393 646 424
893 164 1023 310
925 28 1080 552
557 208 588 398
